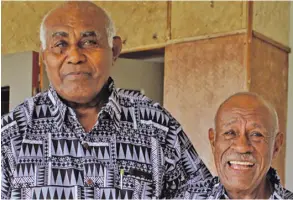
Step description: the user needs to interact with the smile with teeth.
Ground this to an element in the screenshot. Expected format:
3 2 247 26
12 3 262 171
228 161 255 169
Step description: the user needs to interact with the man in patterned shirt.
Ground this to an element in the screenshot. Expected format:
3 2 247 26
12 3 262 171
178 92 293 199
1 1 211 199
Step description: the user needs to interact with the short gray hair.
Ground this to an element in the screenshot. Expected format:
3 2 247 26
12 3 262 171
40 6 116 50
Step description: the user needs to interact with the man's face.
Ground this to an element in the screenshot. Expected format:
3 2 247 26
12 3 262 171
42 4 120 104
209 96 282 192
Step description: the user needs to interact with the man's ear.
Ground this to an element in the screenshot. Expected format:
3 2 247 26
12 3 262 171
273 132 283 159
209 128 216 153
112 36 122 63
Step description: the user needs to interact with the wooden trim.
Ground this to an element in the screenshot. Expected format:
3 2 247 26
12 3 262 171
122 29 247 54
167 1 172 40
245 1 253 91
32 51 40 96
121 43 166 54
167 29 247 46
120 47 164 59
253 31 291 53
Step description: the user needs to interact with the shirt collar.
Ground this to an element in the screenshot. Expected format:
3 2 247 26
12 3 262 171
212 167 285 199
47 77 121 131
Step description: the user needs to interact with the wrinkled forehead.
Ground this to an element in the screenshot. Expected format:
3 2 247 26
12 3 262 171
218 107 269 123
216 105 274 131
44 5 108 34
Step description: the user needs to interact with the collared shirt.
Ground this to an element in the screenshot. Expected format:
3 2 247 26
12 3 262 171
174 167 293 199
1 78 212 199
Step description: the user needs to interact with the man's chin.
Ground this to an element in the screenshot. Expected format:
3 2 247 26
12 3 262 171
221 170 256 192
224 177 253 191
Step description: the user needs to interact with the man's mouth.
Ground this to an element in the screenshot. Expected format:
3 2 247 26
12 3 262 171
63 72 91 79
67 72 91 76
227 160 255 170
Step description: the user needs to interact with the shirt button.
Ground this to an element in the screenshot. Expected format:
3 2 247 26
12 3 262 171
87 179 93 185
83 142 89 149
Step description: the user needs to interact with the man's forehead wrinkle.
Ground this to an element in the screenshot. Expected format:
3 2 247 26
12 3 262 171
221 118 238 128
44 2 111 42
230 107 268 118
45 5 105 24
220 108 267 122
217 108 264 124
46 16 108 36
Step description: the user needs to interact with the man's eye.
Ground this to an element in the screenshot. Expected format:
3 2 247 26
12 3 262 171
250 132 264 142
81 40 98 47
223 130 236 139
224 130 236 135
250 132 264 137
54 41 68 48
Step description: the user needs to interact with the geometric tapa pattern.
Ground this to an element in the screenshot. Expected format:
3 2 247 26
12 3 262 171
172 167 293 199
1 77 212 199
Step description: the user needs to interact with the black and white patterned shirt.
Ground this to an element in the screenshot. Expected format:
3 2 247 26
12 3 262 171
175 167 293 199
1 78 212 199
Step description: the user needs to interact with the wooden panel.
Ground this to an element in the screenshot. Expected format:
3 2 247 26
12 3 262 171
250 37 288 183
1 2 63 54
1 1 167 54
164 34 247 175
253 1 290 46
171 1 246 40
95 1 167 52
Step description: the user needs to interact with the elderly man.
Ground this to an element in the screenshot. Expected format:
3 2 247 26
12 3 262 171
179 92 293 199
1 2 211 199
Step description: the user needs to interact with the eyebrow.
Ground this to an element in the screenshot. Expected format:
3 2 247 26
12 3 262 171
251 122 262 129
80 31 97 37
52 31 68 38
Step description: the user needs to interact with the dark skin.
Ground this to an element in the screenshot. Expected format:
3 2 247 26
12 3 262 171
41 2 122 132
208 93 283 199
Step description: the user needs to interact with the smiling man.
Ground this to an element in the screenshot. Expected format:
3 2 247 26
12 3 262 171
1 2 212 199
181 92 292 199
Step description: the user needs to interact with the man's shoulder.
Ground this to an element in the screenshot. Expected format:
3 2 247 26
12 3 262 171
282 188 293 199
1 91 49 139
115 88 175 126
115 88 164 111
273 183 293 199
268 168 293 199
116 88 153 103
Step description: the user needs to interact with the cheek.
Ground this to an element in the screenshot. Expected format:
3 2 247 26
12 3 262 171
86 51 112 72
214 142 228 165
253 142 272 164
45 53 65 77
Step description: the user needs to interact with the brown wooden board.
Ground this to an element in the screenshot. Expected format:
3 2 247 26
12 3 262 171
164 34 247 175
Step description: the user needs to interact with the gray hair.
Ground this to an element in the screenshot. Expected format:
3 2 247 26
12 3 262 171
40 6 116 50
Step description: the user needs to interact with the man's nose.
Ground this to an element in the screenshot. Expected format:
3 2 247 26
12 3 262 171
67 46 86 64
231 133 253 154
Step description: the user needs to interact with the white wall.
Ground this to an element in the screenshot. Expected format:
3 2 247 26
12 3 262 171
286 1 293 191
1 52 33 110
111 58 164 104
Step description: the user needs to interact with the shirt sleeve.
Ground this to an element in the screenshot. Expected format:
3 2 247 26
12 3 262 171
161 111 212 198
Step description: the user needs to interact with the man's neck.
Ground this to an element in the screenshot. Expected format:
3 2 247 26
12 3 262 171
73 106 100 132
225 177 273 199
63 78 112 132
